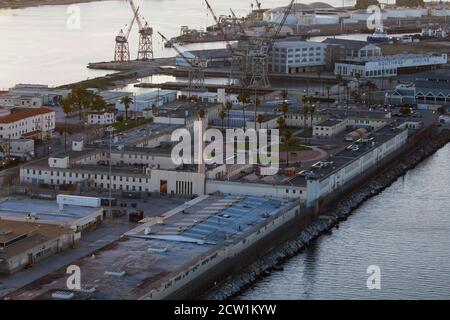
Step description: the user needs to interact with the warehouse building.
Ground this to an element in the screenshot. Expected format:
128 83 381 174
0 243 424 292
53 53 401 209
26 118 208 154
334 53 448 78
0 220 79 274
0 196 103 232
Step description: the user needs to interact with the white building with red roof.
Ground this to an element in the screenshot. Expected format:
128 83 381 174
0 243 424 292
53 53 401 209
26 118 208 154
0 107 55 140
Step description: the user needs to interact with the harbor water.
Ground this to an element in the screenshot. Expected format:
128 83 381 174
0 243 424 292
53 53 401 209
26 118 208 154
238 143 450 300
0 0 358 88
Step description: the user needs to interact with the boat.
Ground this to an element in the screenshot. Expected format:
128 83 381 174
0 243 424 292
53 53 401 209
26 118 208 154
367 25 392 44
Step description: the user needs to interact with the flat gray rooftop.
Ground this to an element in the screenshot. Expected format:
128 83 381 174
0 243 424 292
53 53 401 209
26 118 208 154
0 198 99 223
7 195 298 300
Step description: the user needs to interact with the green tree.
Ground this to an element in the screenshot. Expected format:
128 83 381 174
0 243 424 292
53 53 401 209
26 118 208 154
225 100 233 128
252 96 261 130
256 114 264 130
400 106 411 116
280 101 289 118
219 109 226 129
355 0 379 10
61 85 95 121
309 104 316 129
280 89 288 100
91 94 107 112
396 0 424 8
120 95 134 121
276 116 286 131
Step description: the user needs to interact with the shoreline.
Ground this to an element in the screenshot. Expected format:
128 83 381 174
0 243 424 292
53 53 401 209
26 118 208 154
206 129 450 300
0 0 105 10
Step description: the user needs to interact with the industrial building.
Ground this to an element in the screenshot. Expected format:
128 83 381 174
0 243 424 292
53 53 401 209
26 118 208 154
0 220 79 275
0 196 104 232
269 40 327 73
5 194 301 299
388 70 450 110
334 53 448 78
115 90 176 113
176 49 232 68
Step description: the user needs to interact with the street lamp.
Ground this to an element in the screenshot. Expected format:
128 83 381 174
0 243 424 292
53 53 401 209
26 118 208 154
106 126 115 218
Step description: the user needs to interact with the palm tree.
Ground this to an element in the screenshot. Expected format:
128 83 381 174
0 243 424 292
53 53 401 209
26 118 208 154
280 89 288 100
276 116 286 131
280 101 289 118
309 104 316 129
341 79 349 114
301 104 309 129
316 70 322 96
120 95 134 121
197 108 206 120
218 109 226 130
336 74 343 101
283 129 293 165
237 92 249 129
252 96 261 130
225 100 233 128
325 85 331 108
256 114 264 130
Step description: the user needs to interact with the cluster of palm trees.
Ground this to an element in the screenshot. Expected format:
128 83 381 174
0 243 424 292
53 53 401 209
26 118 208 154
300 95 316 135
335 73 379 110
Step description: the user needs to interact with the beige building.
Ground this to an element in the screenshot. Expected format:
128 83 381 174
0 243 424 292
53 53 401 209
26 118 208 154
0 220 79 274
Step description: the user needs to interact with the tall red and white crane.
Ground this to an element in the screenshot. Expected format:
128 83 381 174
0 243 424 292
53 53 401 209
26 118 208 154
128 0 154 61
114 5 139 62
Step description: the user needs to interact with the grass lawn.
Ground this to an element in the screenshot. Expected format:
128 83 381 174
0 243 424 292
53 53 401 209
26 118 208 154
278 144 312 152
112 118 152 133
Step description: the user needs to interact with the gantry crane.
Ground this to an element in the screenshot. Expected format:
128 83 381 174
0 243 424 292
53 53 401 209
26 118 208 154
128 0 154 61
204 0 251 87
158 32 206 93
230 9 247 39
247 0 295 87
114 5 139 62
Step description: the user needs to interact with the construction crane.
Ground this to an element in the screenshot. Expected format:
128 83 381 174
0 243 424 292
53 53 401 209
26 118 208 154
128 0 154 61
204 0 250 87
114 5 139 62
247 0 295 87
230 9 247 39
158 31 206 93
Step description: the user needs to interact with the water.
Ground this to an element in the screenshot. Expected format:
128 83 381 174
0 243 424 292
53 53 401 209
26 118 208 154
0 0 359 88
239 143 450 300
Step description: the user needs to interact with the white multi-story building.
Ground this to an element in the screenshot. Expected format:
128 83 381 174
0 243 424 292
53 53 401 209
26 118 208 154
87 111 115 125
270 40 327 74
335 53 448 78
0 92 44 108
0 107 55 139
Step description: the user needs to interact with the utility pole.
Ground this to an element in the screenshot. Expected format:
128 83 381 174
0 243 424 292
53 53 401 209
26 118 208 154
107 126 114 218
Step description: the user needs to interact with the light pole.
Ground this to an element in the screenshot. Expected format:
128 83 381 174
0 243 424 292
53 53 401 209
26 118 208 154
106 126 114 218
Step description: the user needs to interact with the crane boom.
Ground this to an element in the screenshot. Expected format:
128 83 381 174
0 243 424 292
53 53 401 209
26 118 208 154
158 32 195 68
230 9 247 39
204 0 237 54
125 5 139 40
128 0 144 31
272 0 294 40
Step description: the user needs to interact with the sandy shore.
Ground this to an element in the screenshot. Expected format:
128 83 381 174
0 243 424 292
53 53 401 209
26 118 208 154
0 0 106 10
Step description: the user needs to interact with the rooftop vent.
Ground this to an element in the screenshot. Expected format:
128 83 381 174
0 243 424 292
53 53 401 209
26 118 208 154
51 291 74 300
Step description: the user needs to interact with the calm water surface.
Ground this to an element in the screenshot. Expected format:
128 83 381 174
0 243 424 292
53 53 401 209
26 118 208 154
238 143 450 300
0 0 358 88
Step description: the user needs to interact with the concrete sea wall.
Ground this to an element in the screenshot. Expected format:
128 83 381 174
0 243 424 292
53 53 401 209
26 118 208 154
205 128 450 300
